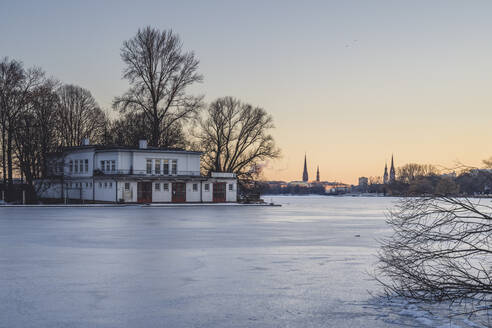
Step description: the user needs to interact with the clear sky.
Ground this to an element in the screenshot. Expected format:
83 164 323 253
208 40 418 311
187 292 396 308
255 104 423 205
1 0 491 184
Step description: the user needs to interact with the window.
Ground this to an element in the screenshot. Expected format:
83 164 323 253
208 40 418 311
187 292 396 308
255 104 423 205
163 160 169 175
171 160 177 175
90 182 92 188
106 161 110 172
85 159 89 172
109 182 112 188
193 183 198 191
155 183 160 191
79 160 83 173
69 160 73 173
146 159 152 174
99 182 102 188
125 183 130 191
163 183 169 191
111 160 115 172
100 161 105 171
155 159 161 174
74 160 79 173
104 182 107 188
204 183 210 191
85 182 88 188
229 184 234 191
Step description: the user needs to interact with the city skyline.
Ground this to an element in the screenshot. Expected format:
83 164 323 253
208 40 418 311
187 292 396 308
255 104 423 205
2 1 492 184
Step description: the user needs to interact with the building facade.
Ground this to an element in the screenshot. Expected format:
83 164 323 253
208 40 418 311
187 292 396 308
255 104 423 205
36 140 237 203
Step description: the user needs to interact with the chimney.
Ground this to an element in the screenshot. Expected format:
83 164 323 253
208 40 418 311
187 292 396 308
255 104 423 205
82 138 90 146
139 139 148 149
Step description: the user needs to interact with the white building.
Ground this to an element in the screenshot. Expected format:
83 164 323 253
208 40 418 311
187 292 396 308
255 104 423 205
37 140 237 203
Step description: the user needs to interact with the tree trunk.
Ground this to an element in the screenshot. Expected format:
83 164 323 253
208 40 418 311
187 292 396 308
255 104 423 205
7 127 13 186
1 125 6 185
152 118 159 147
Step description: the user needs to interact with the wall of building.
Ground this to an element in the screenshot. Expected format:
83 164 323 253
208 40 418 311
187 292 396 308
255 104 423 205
132 152 200 175
94 152 120 173
152 181 172 202
226 180 237 202
36 179 95 201
185 181 201 202
202 182 213 202
119 181 137 202
94 179 117 202
64 150 95 177
119 152 133 173
36 181 62 199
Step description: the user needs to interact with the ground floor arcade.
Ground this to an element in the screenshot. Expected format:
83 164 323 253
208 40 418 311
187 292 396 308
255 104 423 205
36 175 237 203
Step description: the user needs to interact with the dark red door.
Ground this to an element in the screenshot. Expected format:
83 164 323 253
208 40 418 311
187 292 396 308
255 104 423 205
137 182 152 203
172 183 186 203
213 183 226 202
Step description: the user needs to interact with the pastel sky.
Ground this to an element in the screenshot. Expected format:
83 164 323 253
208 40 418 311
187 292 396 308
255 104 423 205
1 0 491 184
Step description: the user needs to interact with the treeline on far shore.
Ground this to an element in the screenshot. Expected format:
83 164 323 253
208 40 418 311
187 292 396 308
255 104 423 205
258 162 492 197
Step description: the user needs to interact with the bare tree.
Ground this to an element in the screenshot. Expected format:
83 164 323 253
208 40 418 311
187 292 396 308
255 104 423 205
397 163 439 184
483 157 492 169
376 196 492 317
14 78 59 186
113 26 203 147
198 97 280 178
56 84 107 147
110 111 187 148
0 58 44 190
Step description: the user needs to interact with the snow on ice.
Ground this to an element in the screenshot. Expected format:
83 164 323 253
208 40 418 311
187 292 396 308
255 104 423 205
0 196 487 327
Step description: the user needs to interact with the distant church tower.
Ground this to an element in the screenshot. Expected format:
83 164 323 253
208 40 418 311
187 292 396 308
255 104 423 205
316 165 320 182
389 155 396 183
383 163 389 184
302 154 309 182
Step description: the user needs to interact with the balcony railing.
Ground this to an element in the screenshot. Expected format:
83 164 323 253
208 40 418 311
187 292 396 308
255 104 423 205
93 169 201 177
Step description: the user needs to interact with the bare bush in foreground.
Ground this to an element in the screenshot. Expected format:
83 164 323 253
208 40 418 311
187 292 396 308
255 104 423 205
377 196 492 316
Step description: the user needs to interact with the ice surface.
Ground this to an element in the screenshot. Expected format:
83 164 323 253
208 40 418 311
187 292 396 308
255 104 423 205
0 196 483 327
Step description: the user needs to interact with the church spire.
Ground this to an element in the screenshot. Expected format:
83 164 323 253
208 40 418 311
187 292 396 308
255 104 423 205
302 154 309 182
389 154 396 182
383 162 388 184
316 165 320 182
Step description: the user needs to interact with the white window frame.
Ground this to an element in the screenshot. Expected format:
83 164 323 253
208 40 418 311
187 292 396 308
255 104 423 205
171 159 177 175
163 160 169 175
146 159 152 174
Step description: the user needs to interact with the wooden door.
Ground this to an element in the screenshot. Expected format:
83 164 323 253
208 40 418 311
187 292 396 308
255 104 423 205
213 182 226 202
172 182 186 203
137 182 152 203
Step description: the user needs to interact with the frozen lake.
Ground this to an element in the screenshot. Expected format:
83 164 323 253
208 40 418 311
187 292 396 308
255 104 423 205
0 196 476 327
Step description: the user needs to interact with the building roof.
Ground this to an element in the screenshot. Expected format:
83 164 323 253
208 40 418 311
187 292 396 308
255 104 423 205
48 144 202 156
